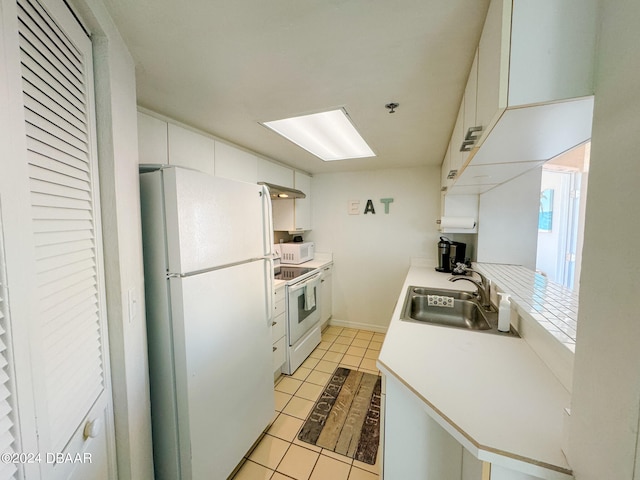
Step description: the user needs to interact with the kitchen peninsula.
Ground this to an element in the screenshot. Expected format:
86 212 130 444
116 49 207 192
378 260 572 480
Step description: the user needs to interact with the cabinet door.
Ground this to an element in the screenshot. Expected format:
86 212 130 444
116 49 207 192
294 172 312 231
461 50 479 166
168 123 215 176
441 140 452 192
461 448 484 480
476 0 511 143
272 336 286 374
137 111 168 164
450 106 465 176
272 200 295 231
215 141 258 183
384 375 463 480
508 0 597 107
258 159 294 187
320 264 333 324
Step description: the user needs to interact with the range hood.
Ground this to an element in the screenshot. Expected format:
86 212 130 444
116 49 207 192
258 182 306 199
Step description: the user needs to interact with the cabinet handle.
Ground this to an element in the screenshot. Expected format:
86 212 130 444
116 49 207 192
321 279 325 283
447 169 458 179
272 321 277 326
464 126 482 141
273 346 277 352
460 140 474 152
324 267 330 271
460 126 483 151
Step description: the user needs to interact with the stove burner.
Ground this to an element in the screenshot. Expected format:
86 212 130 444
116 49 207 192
275 266 314 281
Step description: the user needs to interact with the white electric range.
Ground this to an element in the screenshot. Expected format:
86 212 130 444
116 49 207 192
274 263 323 374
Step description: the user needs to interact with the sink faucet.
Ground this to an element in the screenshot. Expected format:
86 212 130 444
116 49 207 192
449 276 491 309
465 269 490 294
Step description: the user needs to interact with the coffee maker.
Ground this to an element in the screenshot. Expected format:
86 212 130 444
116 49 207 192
436 236 467 273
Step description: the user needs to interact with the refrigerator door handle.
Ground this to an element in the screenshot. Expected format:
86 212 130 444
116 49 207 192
264 257 274 326
261 185 274 256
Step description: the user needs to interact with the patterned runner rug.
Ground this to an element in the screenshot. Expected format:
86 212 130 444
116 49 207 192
297 367 382 465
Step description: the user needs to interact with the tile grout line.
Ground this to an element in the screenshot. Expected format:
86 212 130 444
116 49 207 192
238 326 385 479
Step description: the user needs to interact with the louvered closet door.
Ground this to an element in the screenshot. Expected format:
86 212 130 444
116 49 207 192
16 0 113 477
0 217 19 480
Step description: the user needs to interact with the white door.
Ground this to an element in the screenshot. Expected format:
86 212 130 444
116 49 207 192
0 212 20 479
12 0 115 477
170 260 274 479
163 167 273 273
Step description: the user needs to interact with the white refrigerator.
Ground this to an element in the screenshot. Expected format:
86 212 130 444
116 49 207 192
139 166 275 479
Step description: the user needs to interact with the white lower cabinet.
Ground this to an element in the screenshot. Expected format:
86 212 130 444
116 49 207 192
383 374 551 480
384 374 463 480
462 448 485 480
319 263 333 326
272 285 286 375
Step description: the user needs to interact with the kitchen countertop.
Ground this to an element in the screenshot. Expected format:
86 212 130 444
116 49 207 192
377 262 572 479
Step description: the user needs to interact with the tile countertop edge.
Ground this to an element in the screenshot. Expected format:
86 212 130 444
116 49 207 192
377 264 573 480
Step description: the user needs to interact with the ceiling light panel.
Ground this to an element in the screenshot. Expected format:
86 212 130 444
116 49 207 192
262 109 375 161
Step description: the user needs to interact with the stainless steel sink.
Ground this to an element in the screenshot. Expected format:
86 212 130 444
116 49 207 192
409 287 477 301
400 286 519 337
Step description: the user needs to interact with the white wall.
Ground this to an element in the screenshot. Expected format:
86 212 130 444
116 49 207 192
69 1 154 478
567 1 640 478
307 166 440 331
476 167 542 269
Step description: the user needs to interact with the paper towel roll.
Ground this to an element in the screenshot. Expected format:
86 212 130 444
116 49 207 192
439 216 476 229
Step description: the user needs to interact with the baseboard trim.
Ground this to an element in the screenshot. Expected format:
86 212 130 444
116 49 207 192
328 318 388 334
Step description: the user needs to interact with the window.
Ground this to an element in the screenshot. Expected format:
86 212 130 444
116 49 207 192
536 142 590 290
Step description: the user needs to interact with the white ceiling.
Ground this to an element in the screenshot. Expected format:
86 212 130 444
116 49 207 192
102 0 490 174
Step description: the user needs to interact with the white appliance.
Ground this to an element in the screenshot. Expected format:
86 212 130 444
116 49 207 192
278 267 322 374
139 166 275 480
278 241 315 264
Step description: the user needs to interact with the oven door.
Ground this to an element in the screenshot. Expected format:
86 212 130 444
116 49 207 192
287 272 322 345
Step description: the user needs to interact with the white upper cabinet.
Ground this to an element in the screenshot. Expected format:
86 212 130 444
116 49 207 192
461 49 479 164
272 171 312 232
168 123 215 176
215 141 258 183
257 159 294 188
442 0 597 195
507 1 597 107
475 0 510 146
293 171 311 231
449 104 465 178
138 111 168 164
440 140 452 193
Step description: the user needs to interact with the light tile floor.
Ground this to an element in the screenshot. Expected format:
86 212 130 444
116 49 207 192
231 326 385 480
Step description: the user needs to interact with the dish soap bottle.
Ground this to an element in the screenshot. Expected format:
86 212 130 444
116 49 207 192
498 293 511 332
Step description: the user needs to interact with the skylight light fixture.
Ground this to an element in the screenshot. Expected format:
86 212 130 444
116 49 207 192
262 109 375 161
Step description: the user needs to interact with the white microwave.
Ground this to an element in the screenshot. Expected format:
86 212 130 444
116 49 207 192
278 242 315 264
